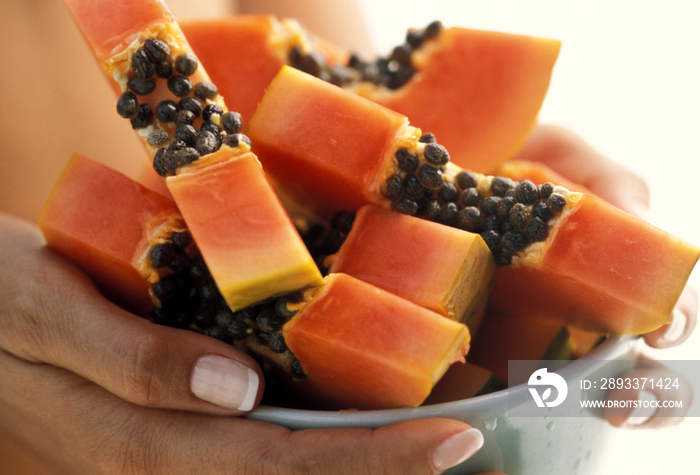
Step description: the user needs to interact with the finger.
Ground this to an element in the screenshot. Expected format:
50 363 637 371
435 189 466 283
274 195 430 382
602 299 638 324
149 416 484 475
0 215 263 415
513 124 651 218
643 285 698 348
0 349 484 475
604 359 693 429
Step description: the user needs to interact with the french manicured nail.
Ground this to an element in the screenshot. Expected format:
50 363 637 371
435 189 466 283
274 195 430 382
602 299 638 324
432 428 484 472
191 355 259 411
659 308 686 346
626 201 649 220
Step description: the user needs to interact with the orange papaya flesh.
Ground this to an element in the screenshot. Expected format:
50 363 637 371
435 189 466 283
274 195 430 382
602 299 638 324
61 0 468 405
423 361 505 405
178 15 286 127
180 15 348 128
183 15 559 173
63 0 323 311
358 26 561 173
64 0 227 161
467 309 574 386
38 153 184 316
281 273 471 410
166 150 323 312
567 326 606 359
247 66 414 219
247 66 700 335
326 204 495 322
63 0 174 63
493 161 637 343
490 193 700 335
137 159 172 198
35 156 304 376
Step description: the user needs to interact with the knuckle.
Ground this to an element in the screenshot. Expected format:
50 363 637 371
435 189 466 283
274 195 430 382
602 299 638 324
118 331 172 407
0 279 52 361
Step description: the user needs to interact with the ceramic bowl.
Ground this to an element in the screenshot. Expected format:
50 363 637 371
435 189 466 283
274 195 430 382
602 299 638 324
246 334 639 475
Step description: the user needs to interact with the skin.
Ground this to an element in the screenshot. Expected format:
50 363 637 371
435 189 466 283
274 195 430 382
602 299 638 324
0 1 695 473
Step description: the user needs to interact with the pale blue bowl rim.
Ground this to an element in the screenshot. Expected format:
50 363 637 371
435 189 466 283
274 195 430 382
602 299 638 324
245 334 638 429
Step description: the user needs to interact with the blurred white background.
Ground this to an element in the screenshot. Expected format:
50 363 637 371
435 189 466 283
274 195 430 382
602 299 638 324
354 1 700 473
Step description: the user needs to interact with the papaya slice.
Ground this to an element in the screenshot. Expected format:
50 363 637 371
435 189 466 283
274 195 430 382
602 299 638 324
180 15 347 127
38 153 183 316
326 204 495 323
183 15 560 172
62 0 323 312
247 66 700 335
567 326 606 359
363 26 560 173
489 193 699 334
247 66 412 219
281 273 471 410
166 150 321 311
467 309 574 386
38 155 469 410
423 361 505 405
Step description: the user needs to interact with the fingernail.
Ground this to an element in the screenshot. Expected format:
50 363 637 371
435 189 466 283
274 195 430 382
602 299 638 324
625 201 649 220
191 355 259 411
432 428 484 472
659 308 686 346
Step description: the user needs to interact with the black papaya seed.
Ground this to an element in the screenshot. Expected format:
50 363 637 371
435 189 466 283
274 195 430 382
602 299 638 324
131 48 155 79
509 202 531 231
501 231 529 253
491 176 515 197
423 143 450 166
167 75 193 98
382 174 403 201
130 104 153 129
455 206 483 232
174 52 199 76
144 37 170 63
116 91 139 119
417 164 444 191
515 180 539 205
395 148 419 172
221 111 243 134
155 100 178 122
455 170 479 190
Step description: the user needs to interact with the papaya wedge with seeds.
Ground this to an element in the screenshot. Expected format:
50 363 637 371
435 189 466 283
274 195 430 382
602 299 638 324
247 65 700 335
181 14 560 173
63 0 323 312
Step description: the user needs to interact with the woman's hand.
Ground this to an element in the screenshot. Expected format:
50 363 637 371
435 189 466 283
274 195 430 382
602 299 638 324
0 213 485 474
